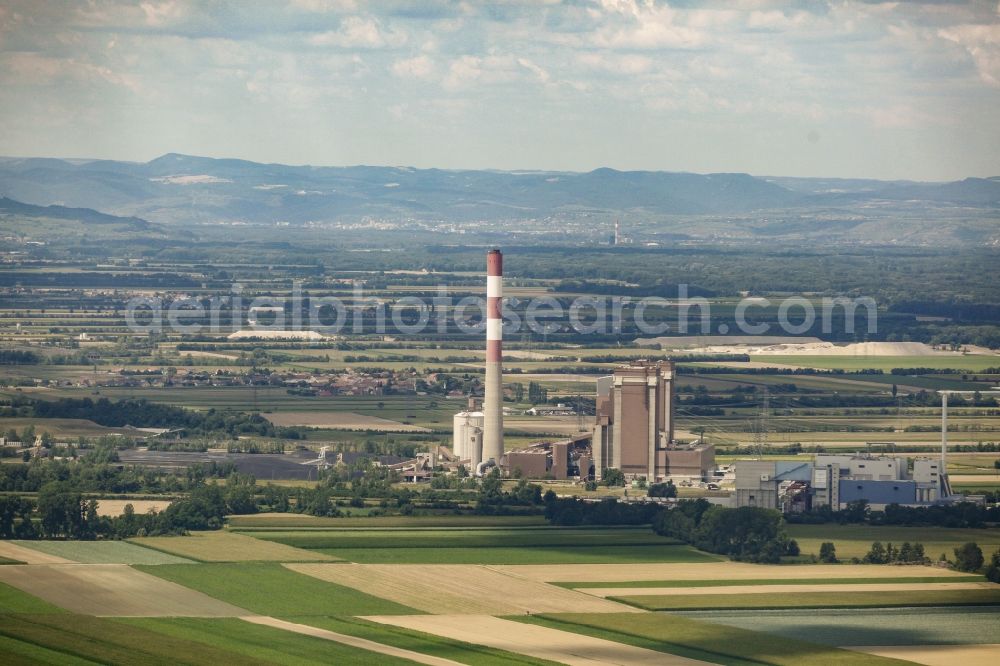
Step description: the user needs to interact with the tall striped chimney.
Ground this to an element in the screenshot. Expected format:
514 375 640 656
483 249 504 463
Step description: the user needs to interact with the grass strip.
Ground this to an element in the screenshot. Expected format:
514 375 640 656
612 588 1000 611
556 575 985 589
317 544 721 564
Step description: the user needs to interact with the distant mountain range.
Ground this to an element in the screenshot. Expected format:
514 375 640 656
0 196 151 229
0 154 997 227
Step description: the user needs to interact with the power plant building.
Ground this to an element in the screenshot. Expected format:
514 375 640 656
593 360 714 482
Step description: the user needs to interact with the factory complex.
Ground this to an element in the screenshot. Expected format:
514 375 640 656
450 248 967 514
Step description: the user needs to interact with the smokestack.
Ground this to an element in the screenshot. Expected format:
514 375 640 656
483 249 504 463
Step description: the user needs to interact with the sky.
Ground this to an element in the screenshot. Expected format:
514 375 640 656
1 1 999 181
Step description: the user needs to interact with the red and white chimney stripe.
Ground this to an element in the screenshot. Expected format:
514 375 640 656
483 249 504 464
486 250 503 362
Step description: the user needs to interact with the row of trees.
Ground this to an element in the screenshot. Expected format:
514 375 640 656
0 480 248 539
785 499 1000 528
862 541 928 564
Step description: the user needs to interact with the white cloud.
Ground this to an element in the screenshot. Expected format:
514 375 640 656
309 16 406 49
939 23 1000 86
392 54 434 79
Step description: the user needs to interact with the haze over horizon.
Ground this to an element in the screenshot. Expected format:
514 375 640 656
1 1 999 181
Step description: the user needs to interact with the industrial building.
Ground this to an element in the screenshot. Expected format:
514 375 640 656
734 453 950 512
504 435 593 480
593 360 715 483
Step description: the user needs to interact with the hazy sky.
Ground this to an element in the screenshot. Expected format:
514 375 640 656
1 1 999 180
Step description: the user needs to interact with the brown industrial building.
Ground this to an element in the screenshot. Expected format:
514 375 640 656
593 360 714 483
499 360 713 483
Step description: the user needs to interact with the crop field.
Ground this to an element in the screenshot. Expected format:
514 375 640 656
0 416 131 438
130 530 339 562
264 411 431 432
516 613 906 666
252 525 720 564
674 606 1000 647
848 644 1000 665
287 563 640 615
613 588 1000 611
558 575 985 589
97 499 175 517
364 614 690 666
228 513 548 529
0 541 73 565
0 564 246 616
0 582 65 614
280 615 559 666
255 527 682 550
785 524 1000 560
488 561 967 583
8 540 192 565
580 581 995 598
137 563 417 617
0 614 425 666
312 544 720 565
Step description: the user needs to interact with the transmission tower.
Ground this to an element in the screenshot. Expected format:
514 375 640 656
752 387 769 458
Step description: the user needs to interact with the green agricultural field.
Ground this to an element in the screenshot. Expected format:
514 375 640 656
315 543 721 565
0 614 417 666
556 575 984 589
675 606 1000 647
285 616 560 666
130 530 337 562
247 525 721 563
227 513 548 529
613 588 1000 611
785 524 1000 560
9 540 193 565
0 417 130 438
0 582 65 614
517 613 906 666
136 562 418 616
253 527 677 550
124 617 425 666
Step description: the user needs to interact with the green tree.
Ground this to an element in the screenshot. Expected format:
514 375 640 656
819 541 837 563
648 481 677 498
985 549 1000 584
953 542 984 572
602 468 625 487
864 541 887 564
